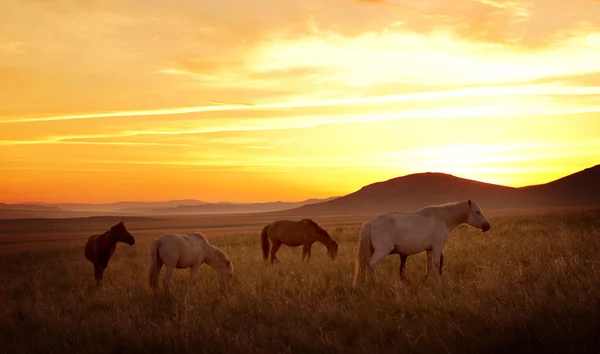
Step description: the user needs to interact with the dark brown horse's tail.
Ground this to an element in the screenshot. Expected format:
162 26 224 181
148 238 163 290
261 224 270 261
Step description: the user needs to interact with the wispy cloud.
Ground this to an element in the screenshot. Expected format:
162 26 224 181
2 83 599 124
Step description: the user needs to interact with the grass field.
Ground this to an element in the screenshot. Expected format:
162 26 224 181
1 209 600 353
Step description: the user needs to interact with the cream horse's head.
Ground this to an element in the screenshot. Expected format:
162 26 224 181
209 247 234 282
466 199 491 232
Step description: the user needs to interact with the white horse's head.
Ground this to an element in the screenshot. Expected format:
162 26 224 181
466 199 491 232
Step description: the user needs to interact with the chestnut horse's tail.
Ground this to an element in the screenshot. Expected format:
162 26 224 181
261 224 271 261
353 222 374 288
148 238 163 290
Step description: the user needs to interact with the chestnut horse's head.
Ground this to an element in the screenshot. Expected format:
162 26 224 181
111 221 136 245
302 219 338 259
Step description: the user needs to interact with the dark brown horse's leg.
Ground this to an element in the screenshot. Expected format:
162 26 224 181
270 241 281 264
399 255 407 280
439 253 444 275
302 243 312 262
93 263 103 286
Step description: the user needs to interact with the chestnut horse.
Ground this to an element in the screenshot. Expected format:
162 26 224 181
261 219 338 263
84 221 135 286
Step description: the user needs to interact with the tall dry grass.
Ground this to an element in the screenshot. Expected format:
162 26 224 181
1 210 600 353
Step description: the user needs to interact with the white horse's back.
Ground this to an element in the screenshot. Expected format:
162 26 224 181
367 211 438 255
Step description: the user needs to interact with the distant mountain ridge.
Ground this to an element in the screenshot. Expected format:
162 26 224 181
144 197 340 215
34 199 207 212
0 197 340 218
291 165 600 214
2 165 599 218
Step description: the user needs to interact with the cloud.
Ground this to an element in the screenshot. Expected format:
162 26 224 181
2 82 599 124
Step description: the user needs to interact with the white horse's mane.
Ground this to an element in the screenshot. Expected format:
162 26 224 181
419 200 470 224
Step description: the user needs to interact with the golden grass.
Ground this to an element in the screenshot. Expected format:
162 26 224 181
1 209 600 353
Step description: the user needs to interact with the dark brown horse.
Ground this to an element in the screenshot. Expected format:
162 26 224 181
261 219 338 263
84 221 135 286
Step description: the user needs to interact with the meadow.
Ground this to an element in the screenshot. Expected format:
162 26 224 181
1 209 600 353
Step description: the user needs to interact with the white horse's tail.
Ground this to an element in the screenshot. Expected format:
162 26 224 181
353 222 374 288
148 238 163 290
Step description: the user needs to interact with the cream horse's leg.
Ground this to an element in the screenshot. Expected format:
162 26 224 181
163 266 174 294
187 263 201 292
184 263 201 301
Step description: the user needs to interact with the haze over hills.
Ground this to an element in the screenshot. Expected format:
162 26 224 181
144 197 340 215
291 164 600 214
36 199 207 212
0 197 340 219
1 165 599 219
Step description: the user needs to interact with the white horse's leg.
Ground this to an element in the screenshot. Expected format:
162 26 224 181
425 249 434 275
432 246 443 277
163 266 174 294
369 246 393 281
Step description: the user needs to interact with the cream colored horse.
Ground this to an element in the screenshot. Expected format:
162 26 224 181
353 199 491 287
148 232 233 294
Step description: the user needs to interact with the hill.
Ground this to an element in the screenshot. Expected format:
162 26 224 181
291 165 600 214
519 165 600 207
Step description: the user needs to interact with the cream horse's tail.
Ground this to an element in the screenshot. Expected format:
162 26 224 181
148 238 163 290
353 222 374 288
261 224 270 261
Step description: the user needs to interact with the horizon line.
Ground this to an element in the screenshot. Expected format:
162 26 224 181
2 164 597 205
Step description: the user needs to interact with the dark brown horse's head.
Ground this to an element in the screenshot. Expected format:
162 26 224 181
327 240 339 260
301 219 338 259
111 221 135 245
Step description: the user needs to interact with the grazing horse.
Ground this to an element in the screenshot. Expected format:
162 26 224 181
148 232 233 295
84 221 136 286
353 199 491 287
261 219 338 263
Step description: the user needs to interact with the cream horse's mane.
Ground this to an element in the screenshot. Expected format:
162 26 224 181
190 231 230 263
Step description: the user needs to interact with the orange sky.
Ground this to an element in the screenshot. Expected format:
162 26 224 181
1 0 600 203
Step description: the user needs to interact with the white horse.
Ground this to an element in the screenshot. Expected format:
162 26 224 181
148 232 233 294
353 199 491 287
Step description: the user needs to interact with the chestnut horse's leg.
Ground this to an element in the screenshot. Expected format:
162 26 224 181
270 241 281 264
302 243 312 261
